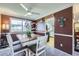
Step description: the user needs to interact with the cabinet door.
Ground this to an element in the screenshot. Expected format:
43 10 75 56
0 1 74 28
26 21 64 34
54 7 73 55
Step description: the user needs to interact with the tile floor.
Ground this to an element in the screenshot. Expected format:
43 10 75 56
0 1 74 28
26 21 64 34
46 45 79 56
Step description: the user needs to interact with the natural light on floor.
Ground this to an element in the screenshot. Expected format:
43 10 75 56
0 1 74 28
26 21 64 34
47 37 54 47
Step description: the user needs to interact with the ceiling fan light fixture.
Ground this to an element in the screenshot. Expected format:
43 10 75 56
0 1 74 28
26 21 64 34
27 12 32 15
24 12 32 16
20 3 28 11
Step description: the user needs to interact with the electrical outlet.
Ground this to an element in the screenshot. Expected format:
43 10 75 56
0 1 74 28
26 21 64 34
60 43 63 47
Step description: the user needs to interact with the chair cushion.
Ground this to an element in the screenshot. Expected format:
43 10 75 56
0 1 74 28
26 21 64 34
28 44 36 53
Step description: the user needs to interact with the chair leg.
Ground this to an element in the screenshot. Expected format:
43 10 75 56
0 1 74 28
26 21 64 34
25 49 29 56
28 50 31 56
27 48 30 56
45 50 46 56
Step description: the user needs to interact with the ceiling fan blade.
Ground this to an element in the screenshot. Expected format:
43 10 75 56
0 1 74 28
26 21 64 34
20 3 28 11
20 4 40 16
31 12 40 15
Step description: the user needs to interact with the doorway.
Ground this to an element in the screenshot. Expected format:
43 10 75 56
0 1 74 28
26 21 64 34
74 22 79 52
45 16 55 47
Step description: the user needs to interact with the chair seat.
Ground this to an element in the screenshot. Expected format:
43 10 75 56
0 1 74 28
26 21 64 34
28 44 46 54
14 45 28 52
28 44 36 53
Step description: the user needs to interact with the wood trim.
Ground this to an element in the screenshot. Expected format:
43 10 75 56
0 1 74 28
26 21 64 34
55 33 73 37
34 32 45 36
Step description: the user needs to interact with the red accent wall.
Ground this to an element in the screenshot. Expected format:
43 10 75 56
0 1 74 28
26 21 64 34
54 7 72 35
54 7 73 54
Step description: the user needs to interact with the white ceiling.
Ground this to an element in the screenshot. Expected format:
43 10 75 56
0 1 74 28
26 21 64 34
0 3 73 20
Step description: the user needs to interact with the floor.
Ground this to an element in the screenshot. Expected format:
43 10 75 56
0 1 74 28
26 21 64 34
47 37 54 47
46 45 79 56
44 36 79 56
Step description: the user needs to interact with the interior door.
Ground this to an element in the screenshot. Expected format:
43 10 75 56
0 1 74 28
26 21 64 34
54 7 73 55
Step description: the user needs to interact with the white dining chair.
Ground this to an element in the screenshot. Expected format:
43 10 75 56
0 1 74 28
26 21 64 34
28 35 48 56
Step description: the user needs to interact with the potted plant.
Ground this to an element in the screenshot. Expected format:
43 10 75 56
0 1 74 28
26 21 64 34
26 30 32 37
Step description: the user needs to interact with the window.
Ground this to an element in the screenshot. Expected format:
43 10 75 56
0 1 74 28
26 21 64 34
10 18 32 33
10 18 23 33
23 20 31 32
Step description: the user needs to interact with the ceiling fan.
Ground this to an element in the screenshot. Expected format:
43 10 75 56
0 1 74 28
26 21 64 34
20 3 40 16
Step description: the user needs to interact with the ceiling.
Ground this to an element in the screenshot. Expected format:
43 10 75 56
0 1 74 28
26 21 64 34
0 3 73 20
